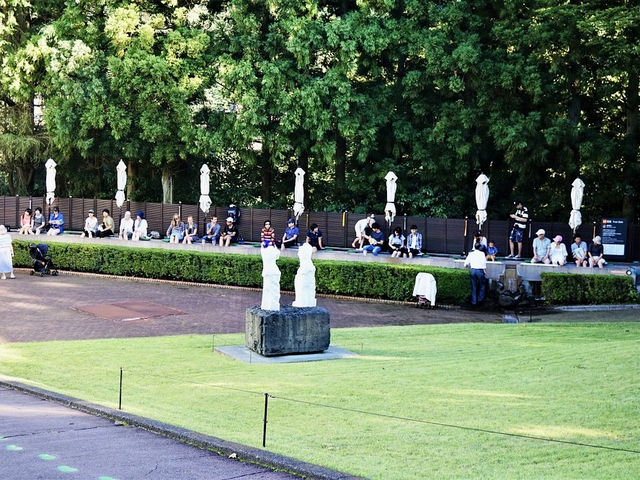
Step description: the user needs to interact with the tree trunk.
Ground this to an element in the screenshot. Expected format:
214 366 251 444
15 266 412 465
161 167 173 204
127 161 136 200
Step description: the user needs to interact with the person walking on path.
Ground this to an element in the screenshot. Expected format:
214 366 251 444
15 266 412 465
0 225 16 279
464 242 487 306
506 200 529 259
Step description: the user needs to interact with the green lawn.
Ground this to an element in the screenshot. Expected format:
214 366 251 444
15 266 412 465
1 323 639 479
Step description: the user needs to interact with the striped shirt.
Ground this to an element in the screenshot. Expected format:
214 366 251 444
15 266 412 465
513 207 529 230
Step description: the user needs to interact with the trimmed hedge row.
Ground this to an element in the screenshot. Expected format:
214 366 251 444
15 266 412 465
541 272 639 305
12 240 470 305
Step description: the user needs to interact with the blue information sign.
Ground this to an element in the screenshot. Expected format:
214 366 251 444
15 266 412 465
601 218 627 257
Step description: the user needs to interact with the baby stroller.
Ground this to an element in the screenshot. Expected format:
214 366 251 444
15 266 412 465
29 244 58 277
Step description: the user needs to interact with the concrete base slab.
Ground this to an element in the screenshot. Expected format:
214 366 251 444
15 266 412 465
215 345 358 364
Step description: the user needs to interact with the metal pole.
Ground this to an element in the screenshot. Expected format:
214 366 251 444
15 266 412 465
592 221 597 239
118 367 123 410
463 216 468 256
262 393 269 447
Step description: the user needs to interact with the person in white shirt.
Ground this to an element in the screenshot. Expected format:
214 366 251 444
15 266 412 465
81 209 98 238
463 243 487 306
118 211 134 240
132 211 148 241
351 214 375 250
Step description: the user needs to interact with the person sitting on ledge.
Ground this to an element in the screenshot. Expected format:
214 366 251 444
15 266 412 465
363 222 384 256
588 235 606 268
183 215 198 244
132 211 148 241
549 235 567 266
202 216 220 244
260 220 276 247
486 240 498 261
281 218 299 249
406 225 422 258
388 226 405 258
32 207 45 235
96 209 114 238
571 234 588 267
306 223 324 252
219 217 238 247
531 229 551 264
81 209 98 238
166 214 185 244
119 211 134 240
19 208 33 235
46 206 64 236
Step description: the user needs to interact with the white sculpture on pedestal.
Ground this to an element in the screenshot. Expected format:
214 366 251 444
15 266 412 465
293 243 317 307
260 244 281 311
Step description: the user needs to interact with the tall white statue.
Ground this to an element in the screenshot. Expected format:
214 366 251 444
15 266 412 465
293 243 317 307
260 245 281 311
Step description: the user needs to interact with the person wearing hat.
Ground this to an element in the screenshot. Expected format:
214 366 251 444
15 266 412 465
46 206 65 236
281 218 299 250
531 228 551 264
0 225 15 279
506 200 529 259
81 209 98 238
549 235 568 266
132 211 148 241
219 217 238 247
352 213 376 250
588 236 606 268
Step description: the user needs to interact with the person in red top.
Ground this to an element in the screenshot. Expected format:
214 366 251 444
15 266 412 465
260 220 276 247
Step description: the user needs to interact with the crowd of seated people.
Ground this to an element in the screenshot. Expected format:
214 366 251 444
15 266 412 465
9 206 612 268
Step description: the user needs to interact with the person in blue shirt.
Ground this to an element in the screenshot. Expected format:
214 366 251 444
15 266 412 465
46 206 65 236
486 240 498 261
363 222 385 256
306 223 324 252
281 218 299 249
201 216 221 244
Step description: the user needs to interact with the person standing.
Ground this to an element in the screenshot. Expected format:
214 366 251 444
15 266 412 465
0 225 16 279
506 200 529 259
352 213 375 250
464 243 487 306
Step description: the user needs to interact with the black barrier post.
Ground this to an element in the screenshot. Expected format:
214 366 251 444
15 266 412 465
462 216 468 257
262 393 269 447
119 367 123 410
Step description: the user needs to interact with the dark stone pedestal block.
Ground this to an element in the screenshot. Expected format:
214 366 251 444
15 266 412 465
245 306 330 356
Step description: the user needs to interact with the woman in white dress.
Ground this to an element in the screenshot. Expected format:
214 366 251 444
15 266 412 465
0 225 16 279
549 235 568 266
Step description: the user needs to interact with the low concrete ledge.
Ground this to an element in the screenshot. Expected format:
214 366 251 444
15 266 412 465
0 378 363 480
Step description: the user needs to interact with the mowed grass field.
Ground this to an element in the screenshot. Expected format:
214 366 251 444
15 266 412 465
1 322 639 479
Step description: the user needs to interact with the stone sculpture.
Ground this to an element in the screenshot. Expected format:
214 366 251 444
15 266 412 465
260 244 281 311
293 242 316 307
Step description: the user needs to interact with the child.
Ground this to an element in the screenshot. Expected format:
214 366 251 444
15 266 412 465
486 240 498 261
19 208 33 235
260 220 276 247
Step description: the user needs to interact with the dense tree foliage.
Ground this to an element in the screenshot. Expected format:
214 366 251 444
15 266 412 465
0 0 638 221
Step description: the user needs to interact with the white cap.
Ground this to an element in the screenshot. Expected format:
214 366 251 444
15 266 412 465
536 229 545 235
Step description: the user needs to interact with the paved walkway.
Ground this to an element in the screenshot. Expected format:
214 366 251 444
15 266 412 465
0 385 302 480
0 270 501 343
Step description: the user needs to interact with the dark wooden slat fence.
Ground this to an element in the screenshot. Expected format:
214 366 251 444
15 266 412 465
1 196 638 261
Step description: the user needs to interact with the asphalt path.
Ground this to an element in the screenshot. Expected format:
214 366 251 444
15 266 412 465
0 386 300 480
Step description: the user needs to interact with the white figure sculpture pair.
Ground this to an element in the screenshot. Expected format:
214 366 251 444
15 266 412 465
260 242 316 311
